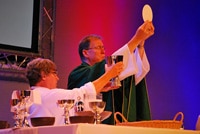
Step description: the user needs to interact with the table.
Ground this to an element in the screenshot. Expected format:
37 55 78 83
0 123 199 134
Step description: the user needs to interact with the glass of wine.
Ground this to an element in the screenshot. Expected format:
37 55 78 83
10 99 21 127
83 93 102 111
105 55 123 88
89 101 106 124
11 90 32 127
84 93 105 124
57 99 75 124
19 90 31 127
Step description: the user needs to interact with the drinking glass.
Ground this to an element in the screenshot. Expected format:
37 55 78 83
105 55 123 88
19 90 31 127
83 93 102 111
89 101 106 124
11 90 32 127
10 99 21 127
57 99 75 124
84 93 105 124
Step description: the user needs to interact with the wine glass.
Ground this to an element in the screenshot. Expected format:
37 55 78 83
57 99 75 124
89 101 106 124
19 90 31 127
84 93 105 124
105 55 123 88
11 90 32 127
10 99 21 127
83 93 102 111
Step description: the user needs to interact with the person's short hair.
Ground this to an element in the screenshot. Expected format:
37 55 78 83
26 58 57 86
78 34 102 61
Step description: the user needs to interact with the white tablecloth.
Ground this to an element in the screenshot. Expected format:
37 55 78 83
0 124 199 134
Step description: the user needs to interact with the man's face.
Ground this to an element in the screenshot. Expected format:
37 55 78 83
86 38 105 65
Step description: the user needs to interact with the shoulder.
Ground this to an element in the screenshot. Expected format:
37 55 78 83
68 63 91 78
69 61 105 77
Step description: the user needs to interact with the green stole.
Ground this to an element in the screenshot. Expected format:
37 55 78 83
67 61 151 125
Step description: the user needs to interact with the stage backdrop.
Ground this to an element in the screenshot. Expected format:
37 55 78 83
54 0 200 130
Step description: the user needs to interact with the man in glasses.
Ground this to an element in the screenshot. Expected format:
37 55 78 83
67 21 155 125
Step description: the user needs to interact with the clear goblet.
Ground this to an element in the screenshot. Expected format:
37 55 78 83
19 90 31 127
89 101 106 124
57 99 75 125
10 99 21 127
11 90 32 127
83 93 102 111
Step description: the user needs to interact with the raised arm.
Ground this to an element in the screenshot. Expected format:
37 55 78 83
127 21 155 53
